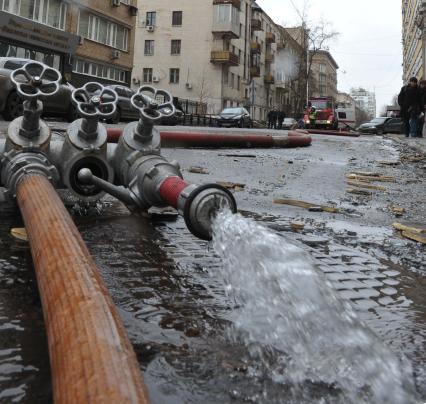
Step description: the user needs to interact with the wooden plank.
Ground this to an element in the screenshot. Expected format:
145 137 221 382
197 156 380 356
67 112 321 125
401 231 426 244
393 222 426 234
273 198 339 213
346 188 372 196
346 180 386 191
346 174 395 182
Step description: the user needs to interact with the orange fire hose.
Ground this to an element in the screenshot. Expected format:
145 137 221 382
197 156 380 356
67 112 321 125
16 174 149 404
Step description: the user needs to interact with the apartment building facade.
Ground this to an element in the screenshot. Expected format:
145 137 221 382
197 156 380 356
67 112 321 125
0 0 137 87
350 87 376 119
309 50 339 102
402 0 424 81
132 0 305 120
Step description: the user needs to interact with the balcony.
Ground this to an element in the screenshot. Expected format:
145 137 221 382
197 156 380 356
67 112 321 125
251 18 262 31
250 66 260 77
264 74 275 84
265 52 274 63
210 50 239 66
213 0 241 9
212 14 240 39
266 32 276 43
250 42 261 53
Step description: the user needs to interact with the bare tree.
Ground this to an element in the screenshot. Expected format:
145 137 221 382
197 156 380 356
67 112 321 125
195 68 212 115
287 0 339 114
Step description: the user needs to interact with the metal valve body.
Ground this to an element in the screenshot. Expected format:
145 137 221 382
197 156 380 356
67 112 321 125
0 62 237 240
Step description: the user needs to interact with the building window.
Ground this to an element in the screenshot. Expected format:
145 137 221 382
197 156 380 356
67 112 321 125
78 11 129 51
171 39 181 55
319 63 326 73
172 11 182 26
73 58 127 83
146 11 156 26
319 73 327 95
0 40 61 69
170 68 179 84
144 40 154 55
230 72 235 88
143 68 153 83
2 0 67 30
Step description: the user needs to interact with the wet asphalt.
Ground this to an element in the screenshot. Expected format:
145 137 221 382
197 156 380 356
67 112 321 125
0 121 425 403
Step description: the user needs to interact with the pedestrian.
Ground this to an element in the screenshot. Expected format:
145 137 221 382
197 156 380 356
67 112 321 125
398 77 421 138
277 110 285 129
418 79 426 138
267 107 278 129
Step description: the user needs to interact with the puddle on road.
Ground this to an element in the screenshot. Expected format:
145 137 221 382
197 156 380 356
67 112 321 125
0 198 425 403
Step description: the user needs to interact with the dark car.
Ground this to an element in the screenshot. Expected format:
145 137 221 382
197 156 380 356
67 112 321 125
104 85 140 123
383 117 404 134
357 117 391 135
216 107 252 128
0 57 75 121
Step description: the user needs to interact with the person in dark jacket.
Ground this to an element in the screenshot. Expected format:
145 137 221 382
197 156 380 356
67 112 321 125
417 79 426 138
267 108 278 129
398 77 421 138
277 110 286 129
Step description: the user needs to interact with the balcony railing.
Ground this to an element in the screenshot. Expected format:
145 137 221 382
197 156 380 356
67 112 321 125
266 32 276 43
213 0 241 9
251 18 262 31
265 53 274 63
250 66 260 77
212 18 240 38
250 42 261 53
210 50 239 66
264 74 275 84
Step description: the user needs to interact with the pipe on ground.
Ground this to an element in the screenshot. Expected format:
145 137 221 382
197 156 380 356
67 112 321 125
16 174 149 404
106 128 311 148
302 128 360 137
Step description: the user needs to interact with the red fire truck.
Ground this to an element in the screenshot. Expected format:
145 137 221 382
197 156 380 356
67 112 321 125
304 97 338 129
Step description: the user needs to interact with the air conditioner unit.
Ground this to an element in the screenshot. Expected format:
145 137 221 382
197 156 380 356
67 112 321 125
111 50 121 59
146 25 155 32
111 0 120 7
152 75 160 83
132 77 140 84
185 82 192 89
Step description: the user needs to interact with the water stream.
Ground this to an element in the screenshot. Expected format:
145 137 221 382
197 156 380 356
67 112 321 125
212 210 418 404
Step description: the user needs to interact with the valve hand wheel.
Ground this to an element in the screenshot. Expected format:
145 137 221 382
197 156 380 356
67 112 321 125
72 82 118 119
131 85 176 123
11 61 61 99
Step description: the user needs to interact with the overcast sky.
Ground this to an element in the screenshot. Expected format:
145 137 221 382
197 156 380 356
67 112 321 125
257 0 403 114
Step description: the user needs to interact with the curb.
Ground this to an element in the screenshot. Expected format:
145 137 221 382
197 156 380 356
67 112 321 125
385 134 426 156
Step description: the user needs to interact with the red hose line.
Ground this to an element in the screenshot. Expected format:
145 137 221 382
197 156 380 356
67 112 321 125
106 128 311 148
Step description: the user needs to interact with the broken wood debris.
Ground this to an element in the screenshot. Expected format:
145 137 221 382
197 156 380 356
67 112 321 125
392 222 426 234
346 180 386 191
216 181 246 191
401 231 426 244
346 188 372 196
391 206 405 215
377 160 400 166
10 228 28 241
189 166 209 174
290 222 305 231
273 198 339 213
346 173 395 183
218 153 256 158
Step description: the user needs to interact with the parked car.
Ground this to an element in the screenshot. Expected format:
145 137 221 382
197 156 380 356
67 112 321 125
216 107 252 128
282 117 297 129
103 84 140 123
0 57 76 121
357 117 391 135
383 117 404 134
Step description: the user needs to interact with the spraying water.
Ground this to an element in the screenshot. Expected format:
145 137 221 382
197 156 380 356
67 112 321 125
212 210 417 404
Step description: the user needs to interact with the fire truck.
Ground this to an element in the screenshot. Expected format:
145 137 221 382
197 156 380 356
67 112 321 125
304 97 338 129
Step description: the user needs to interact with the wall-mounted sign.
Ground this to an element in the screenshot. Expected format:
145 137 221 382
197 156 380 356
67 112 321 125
0 11 80 54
